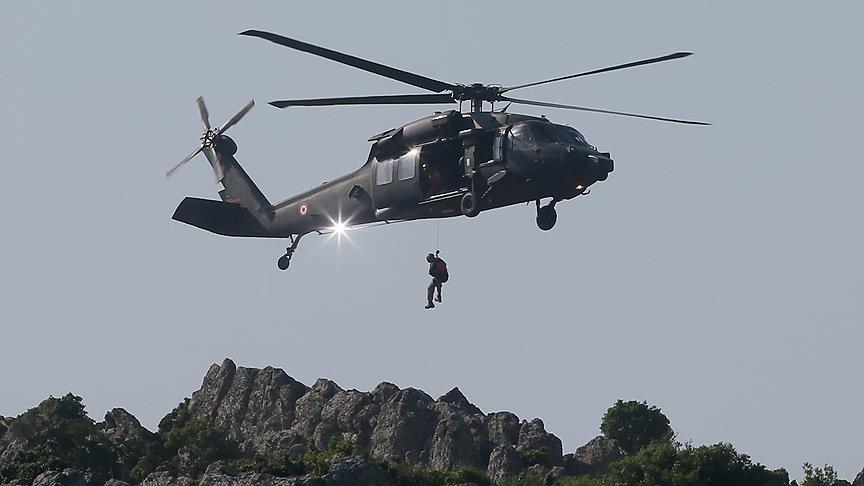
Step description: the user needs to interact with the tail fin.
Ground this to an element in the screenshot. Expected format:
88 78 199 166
205 137 274 228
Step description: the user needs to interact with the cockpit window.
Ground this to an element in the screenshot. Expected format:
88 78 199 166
552 125 588 145
510 122 556 151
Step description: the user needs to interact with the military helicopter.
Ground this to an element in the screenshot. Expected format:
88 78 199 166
168 30 708 270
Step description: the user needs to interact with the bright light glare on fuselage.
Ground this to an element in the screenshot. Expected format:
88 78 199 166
332 221 348 235
326 216 353 248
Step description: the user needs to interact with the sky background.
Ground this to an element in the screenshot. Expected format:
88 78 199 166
2 1 862 481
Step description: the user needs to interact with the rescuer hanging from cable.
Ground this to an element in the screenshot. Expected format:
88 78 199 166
425 251 449 309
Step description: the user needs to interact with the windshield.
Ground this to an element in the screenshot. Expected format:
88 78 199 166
551 125 588 145
510 122 589 150
509 122 556 151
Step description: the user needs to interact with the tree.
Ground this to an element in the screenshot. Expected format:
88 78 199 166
607 441 789 486
0 394 117 483
801 462 838 486
600 400 673 455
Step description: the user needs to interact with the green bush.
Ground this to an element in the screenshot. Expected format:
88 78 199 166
0 394 117 483
382 461 490 485
234 451 307 477
130 399 241 481
516 447 553 467
600 400 673 455
606 441 788 486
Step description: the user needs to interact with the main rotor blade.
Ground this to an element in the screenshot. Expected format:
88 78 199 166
196 96 210 130
502 52 693 92
270 93 455 108
240 30 456 93
218 100 255 133
501 96 710 125
167 146 203 178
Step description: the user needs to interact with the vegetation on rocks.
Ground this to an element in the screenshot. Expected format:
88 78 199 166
0 360 856 485
130 399 241 480
0 394 117 483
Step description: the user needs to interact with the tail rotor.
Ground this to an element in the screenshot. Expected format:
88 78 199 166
166 97 255 180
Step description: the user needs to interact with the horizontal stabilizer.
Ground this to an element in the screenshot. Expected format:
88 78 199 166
172 197 272 237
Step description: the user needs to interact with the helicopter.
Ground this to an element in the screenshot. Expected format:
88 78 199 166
168 30 708 270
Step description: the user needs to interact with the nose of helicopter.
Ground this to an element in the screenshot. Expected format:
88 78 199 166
564 145 614 178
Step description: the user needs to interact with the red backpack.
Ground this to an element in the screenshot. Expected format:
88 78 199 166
433 258 449 282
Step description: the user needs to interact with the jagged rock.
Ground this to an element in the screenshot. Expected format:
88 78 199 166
99 408 155 468
525 463 550 480
546 466 566 484
31 469 96 486
188 359 309 451
323 456 395 486
104 480 131 486
427 405 491 470
854 467 864 486
836 480 852 486
486 412 520 447
180 359 567 474
517 419 563 466
371 383 400 405
312 390 378 450
140 471 196 486
487 444 525 483
287 442 306 457
369 388 436 462
291 379 343 440
570 435 621 475
438 388 483 416
101 408 151 444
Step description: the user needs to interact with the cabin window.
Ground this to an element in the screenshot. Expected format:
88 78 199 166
376 159 394 185
397 150 417 181
493 129 507 162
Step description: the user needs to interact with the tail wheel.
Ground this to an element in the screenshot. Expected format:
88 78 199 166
536 205 557 231
461 193 480 217
277 255 291 270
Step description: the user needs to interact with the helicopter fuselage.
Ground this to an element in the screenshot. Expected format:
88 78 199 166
260 110 613 236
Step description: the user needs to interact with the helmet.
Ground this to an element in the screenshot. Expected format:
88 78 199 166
426 253 435 263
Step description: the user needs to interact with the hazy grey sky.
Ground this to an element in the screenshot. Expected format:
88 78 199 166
2 1 862 481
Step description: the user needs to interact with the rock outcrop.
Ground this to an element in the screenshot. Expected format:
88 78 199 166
30 469 97 486
0 358 632 485
184 358 563 476
562 435 621 476
853 467 864 486
486 444 524 483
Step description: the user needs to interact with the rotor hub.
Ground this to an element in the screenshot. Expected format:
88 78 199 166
201 128 219 149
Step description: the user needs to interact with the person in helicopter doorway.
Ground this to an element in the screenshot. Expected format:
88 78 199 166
425 252 449 309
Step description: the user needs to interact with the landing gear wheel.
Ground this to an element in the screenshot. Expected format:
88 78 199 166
461 192 480 217
277 255 291 270
536 205 557 231
277 235 303 271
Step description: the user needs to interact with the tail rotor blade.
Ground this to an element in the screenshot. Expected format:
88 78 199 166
196 96 211 130
167 146 203 178
218 100 255 133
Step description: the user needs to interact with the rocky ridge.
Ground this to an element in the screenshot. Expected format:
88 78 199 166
184 359 618 479
0 358 619 485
